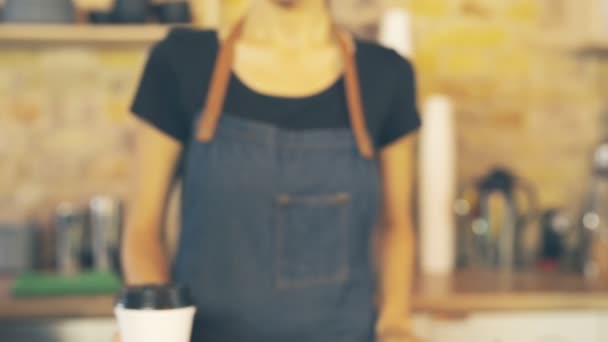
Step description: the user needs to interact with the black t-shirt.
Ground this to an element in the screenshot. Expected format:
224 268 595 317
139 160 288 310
131 28 420 148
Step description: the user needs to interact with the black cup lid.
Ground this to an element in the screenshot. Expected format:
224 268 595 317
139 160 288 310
116 284 193 310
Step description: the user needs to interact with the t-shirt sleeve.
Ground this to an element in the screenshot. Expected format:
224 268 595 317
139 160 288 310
378 53 421 147
131 33 188 143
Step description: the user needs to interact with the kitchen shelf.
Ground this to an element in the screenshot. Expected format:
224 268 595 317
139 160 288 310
0 24 175 45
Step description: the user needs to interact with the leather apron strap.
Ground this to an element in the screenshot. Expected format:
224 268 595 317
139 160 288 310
196 21 375 159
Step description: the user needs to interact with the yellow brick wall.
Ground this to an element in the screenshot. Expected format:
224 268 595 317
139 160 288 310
0 47 144 218
406 0 604 208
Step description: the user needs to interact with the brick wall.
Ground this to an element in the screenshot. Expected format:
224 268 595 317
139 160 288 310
0 0 606 220
408 0 605 208
0 48 144 219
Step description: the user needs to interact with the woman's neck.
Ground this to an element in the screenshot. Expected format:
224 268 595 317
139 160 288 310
242 0 333 50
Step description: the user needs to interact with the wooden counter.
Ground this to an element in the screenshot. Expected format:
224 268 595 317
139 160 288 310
2 271 608 320
413 271 608 314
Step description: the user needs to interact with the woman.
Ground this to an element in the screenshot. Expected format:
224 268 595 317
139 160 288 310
122 0 421 341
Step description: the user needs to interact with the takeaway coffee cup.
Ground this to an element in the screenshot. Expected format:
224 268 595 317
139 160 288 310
115 284 196 342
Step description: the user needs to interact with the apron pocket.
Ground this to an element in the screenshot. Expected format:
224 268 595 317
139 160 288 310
274 192 351 289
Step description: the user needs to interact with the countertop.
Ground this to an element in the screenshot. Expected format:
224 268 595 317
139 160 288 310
412 271 608 314
2 271 608 319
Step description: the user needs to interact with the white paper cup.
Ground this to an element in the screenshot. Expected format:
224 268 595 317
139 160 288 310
115 306 196 342
115 285 196 342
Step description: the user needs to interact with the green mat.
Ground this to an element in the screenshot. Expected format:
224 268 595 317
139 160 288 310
11 271 122 298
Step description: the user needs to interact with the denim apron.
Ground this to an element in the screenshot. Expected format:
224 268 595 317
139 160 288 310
173 22 381 342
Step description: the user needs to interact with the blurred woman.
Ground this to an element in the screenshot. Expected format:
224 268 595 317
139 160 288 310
122 0 421 341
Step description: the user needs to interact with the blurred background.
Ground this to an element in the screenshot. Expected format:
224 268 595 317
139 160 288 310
2 0 608 341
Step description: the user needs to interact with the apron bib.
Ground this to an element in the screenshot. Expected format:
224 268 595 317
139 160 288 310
174 22 381 342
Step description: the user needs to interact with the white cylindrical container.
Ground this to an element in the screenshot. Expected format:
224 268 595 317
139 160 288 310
587 0 608 41
115 307 196 342
191 0 220 28
377 7 414 58
115 285 196 342
419 95 457 275
603 0 608 35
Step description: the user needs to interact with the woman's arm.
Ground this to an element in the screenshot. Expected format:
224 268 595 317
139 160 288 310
121 117 183 285
376 133 418 340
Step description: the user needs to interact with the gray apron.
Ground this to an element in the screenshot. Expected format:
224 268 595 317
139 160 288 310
174 22 381 342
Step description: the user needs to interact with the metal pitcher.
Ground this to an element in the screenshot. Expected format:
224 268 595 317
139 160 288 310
455 167 539 272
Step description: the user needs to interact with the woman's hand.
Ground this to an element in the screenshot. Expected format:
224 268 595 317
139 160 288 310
376 134 418 337
376 134 421 342
112 332 121 342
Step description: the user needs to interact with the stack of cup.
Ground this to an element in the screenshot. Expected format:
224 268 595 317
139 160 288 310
378 7 414 59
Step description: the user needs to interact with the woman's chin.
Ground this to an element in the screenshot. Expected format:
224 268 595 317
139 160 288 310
265 0 328 10
271 0 302 9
